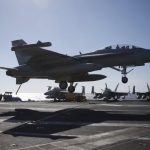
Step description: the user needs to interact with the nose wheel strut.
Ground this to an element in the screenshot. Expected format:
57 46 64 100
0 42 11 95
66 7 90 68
111 66 134 84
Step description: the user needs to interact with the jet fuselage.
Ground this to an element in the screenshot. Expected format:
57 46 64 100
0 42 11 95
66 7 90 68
75 46 150 67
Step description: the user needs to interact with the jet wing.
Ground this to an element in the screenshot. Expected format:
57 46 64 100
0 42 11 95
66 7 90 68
15 47 78 69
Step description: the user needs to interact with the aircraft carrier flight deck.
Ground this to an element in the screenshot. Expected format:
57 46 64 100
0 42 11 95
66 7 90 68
0 100 150 150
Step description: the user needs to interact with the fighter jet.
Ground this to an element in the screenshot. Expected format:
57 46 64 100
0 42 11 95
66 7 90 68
94 83 128 101
44 84 85 101
137 84 150 101
1 41 150 93
0 40 106 93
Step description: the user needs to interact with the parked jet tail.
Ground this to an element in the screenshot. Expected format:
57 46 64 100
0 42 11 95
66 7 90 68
147 84 150 92
132 85 135 94
82 86 85 95
91 86 95 94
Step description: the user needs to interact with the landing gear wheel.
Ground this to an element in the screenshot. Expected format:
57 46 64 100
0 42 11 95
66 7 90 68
68 86 75 93
122 77 128 84
59 81 68 89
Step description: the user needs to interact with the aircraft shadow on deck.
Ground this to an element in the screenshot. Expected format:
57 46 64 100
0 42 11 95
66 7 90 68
1 108 150 139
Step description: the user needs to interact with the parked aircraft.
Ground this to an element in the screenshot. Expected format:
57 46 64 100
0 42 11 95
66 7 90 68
44 84 85 101
44 87 66 100
121 85 137 100
1 40 150 93
137 84 150 101
94 83 128 101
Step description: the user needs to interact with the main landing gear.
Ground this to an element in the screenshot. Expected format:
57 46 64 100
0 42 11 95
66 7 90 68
59 81 76 93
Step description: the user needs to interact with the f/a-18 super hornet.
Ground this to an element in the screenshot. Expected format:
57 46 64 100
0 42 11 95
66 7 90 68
44 84 85 101
137 84 150 101
94 83 128 101
0 40 105 93
1 40 150 93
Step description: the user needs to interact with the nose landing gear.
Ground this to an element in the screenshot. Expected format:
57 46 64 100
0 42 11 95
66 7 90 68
121 66 133 84
111 66 134 84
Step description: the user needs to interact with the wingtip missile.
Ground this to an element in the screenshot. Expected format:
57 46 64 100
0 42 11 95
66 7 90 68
11 40 52 51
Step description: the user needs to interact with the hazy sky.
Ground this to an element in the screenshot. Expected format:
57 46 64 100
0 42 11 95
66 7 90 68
0 0 150 93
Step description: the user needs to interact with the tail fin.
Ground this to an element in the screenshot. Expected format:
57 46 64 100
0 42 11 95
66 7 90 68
147 84 150 92
91 86 94 94
81 86 85 95
105 83 108 89
47 86 52 91
132 85 135 94
114 83 119 92
11 39 28 65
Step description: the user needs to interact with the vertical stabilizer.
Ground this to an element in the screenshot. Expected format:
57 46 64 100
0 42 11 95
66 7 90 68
91 86 94 94
105 83 108 89
82 86 85 95
48 86 52 91
147 84 150 92
11 39 28 65
132 85 135 94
